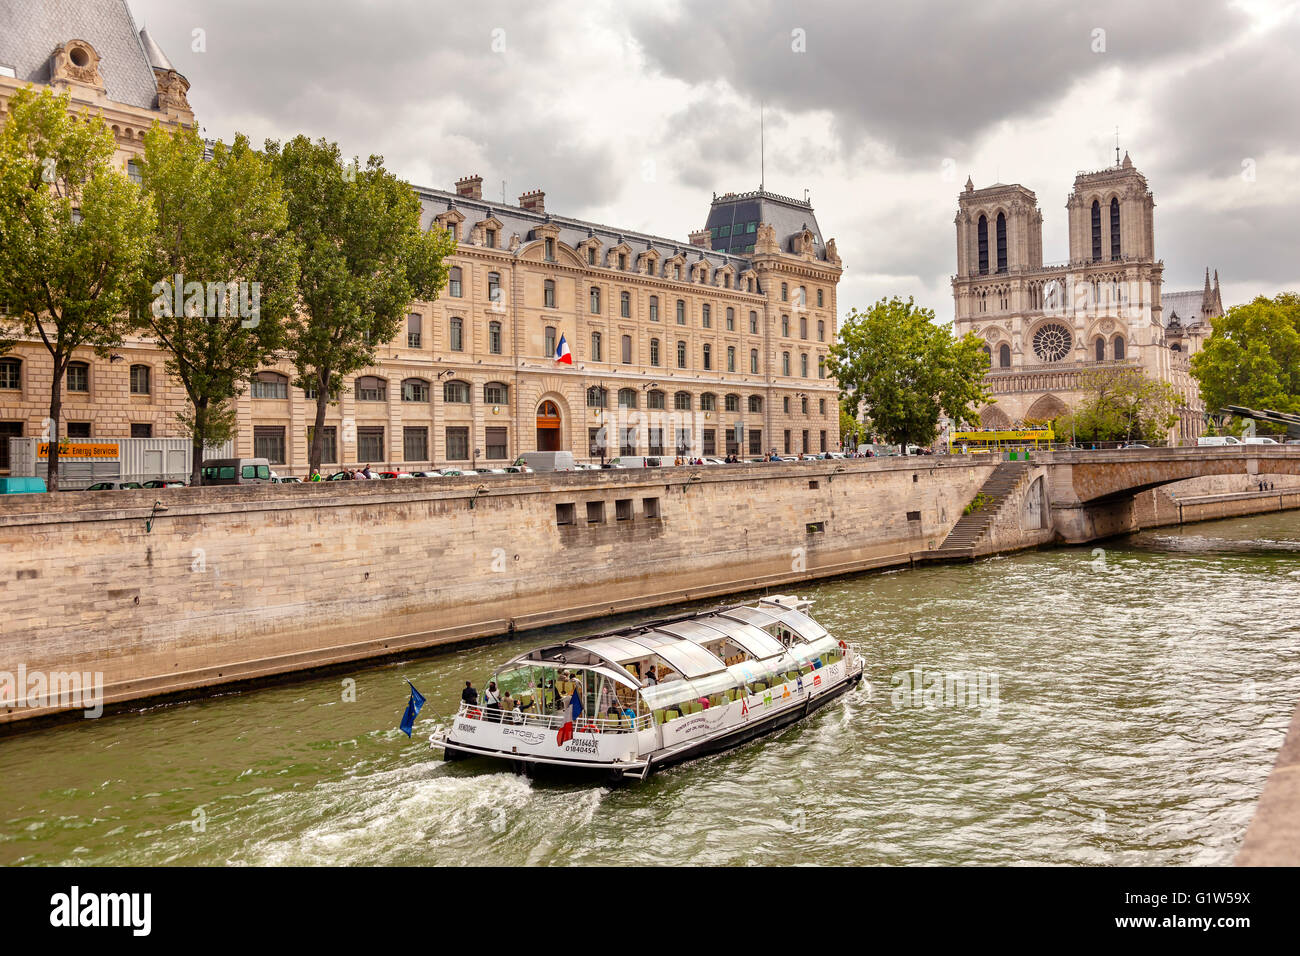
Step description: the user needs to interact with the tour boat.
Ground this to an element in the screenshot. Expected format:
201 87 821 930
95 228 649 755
430 595 864 781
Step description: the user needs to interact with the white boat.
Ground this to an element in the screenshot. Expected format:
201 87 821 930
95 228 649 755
431 595 864 781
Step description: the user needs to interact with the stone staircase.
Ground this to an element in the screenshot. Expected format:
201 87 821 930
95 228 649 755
929 461 1032 560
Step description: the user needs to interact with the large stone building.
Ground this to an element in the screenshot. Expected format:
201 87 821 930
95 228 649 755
0 1 842 475
951 153 1219 441
0 0 197 471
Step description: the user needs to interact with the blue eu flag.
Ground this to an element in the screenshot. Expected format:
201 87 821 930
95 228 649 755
399 680 426 738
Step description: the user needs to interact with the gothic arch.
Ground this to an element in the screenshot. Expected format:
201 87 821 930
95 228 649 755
979 405 1011 428
1025 394 1069 422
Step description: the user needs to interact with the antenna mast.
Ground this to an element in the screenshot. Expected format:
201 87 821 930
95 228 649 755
760 101 765 191
1115 127 1120 166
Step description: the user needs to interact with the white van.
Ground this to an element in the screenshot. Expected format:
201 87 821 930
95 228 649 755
1243 437 1280 445
514 451 577 472
606 455 662 469
1196 436 1243 446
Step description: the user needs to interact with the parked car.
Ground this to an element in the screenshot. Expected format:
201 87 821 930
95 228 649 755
200 457 273 484
502 465 534 474
378 471 413 479
607 456 662 469
407 470 442 478
478 468 509 475
439 469 479 477
143 479 187 488
1119 443 1150 449
85 481 144 490
271 475 302 483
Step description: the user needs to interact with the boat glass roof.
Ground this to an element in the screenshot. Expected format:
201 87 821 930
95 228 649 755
666 616 787 659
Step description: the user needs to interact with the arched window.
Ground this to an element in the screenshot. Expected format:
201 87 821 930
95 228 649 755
702 343 712 370
401 377 431 402
129 364 151 395
977 215 989 275
649 296 659 322
591 331 602 362
621 334 632 364
590 286 601 314
0 357 21 390
700 392 716 411
748 395 763 413
800 353 809 377
648 389 666 410
1171 342 1182 352
817 320 825 341
674 391 692 411
484 382 508 405
782 351 791 376
782 315 790 336
488 320 502 354
356 376 387 402
1110 197 1121 260
999 343 1011 368
725 393 740 413
650 338 661 366
1095 336 1106 361
702 303 711 328
449 316 464 351
544 279 555 309
677 340 687 368
443 379 470 403
676 299 686 324
250 370 287 399
618 388 638 409
996 212 1007 273
620 291 631 318
449 266 462 297
1112 335 1125 360
586 386 607 409
799 316 807 339
1091 200 1102 262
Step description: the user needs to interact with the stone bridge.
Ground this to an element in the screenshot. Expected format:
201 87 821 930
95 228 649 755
1040 446 1300 542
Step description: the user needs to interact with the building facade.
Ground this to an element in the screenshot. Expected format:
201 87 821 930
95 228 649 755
0 0 196 470
0 3 843 475
951 154 1218 441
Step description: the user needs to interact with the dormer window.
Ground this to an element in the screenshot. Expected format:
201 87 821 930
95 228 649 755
485 228 496 248
545 237 555 261
588 247 596 265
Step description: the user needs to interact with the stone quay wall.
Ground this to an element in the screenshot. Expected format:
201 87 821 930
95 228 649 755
0 458 995 723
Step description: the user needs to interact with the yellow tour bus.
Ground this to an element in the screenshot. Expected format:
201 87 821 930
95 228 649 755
949 426 1055 454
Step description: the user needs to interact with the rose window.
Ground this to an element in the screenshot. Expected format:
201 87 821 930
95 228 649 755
1032 324 1072 362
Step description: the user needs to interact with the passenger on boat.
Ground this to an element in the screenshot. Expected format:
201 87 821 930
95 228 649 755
644 668 658 686
484 681 502 720
509 699 525 724
461 681 479 706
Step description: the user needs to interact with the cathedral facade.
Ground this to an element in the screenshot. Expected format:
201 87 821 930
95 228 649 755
951 154 1218 442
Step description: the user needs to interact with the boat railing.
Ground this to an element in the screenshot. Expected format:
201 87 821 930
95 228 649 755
456 701 654 734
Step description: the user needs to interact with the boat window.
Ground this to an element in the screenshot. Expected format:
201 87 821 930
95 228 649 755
572 635 656 668
624 630 726 677
719 605 783 633
765 608 829 641
696 616 786 659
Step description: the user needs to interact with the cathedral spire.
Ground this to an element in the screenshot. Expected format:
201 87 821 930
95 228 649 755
1202 268 1214 313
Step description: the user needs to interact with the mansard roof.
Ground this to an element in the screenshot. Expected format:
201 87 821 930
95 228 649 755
702 187 830 259
0 0 161 111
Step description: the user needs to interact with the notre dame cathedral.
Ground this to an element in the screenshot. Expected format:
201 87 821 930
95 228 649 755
951 153 1221 441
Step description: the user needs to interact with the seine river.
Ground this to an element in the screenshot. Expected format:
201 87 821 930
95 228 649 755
2 512 1298 866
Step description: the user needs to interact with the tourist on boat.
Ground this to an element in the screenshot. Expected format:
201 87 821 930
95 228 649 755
644 667 658 686
509 698 525 724
461 680 478 706
484 680 502 720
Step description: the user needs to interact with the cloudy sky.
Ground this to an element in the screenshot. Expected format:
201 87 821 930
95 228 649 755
128 0 1300 321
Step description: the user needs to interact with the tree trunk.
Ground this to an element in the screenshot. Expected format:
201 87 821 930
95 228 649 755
308 370 330 477
45 371 63 493
191 400 207 486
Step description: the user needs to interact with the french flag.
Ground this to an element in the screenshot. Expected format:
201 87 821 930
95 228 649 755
555 333 572 365
555 687 583 746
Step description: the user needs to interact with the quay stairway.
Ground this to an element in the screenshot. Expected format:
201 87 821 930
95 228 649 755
929 460 1032 561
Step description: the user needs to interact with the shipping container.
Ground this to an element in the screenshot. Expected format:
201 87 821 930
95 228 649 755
5 438 234 490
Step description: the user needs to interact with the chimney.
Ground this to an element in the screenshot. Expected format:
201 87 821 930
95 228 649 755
518 189 545 213
455 175 483 200
688 228 712 248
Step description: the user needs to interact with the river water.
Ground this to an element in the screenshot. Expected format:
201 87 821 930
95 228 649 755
2 512 1298 866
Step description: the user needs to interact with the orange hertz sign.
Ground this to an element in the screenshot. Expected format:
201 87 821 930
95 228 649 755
38 443 120 459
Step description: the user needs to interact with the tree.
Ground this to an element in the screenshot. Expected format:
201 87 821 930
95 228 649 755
0 87 154 491
839 402 863 450
1057 367 1182 443
828 296 991 453
266 137 455 474
134 126 300 483
1191 292 1300 419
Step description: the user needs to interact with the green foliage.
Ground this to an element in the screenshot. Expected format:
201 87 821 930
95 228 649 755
0 87 154 489
963 492 990 516
1056 367 1182 443
265 136 456 472
828 296 991 452
1191 292 1300 417
134 124 300 482
838 402 863 449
